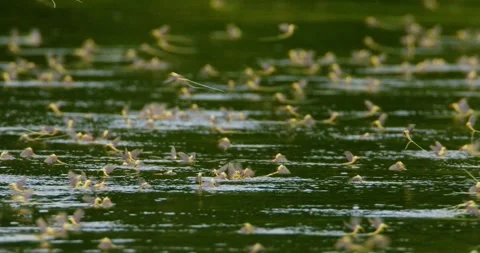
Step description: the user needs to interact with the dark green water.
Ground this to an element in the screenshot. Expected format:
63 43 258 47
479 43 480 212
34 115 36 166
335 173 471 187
1 0 480 252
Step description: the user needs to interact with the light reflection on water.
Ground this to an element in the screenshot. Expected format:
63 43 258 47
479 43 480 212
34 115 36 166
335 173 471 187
2 1 480 252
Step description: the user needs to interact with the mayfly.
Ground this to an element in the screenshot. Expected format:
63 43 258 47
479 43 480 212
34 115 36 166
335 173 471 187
260 23 296 41
464 169 480 194
372 113 387 131
264 165 291 177
343 151 360 165
466 115 480 143
344 217 365 235
177 151 196 165
364 100 381 117
430 141 446 156
368 218 388 235
388 161 406 171
322 110 340 125
165 72 224 92
451 98 474 118
403 124 425 151
272 153 288 163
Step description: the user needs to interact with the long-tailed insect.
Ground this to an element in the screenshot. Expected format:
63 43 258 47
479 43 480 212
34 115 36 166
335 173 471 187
264 165 291 177
430 141 446 156
343 151 360 165
344 217 365 235
466 115 480 143
260 23 296 41
368 218 388 235
322 110 340 125
464 169 480 194
388 161 406 171
403 124 425 150
165 72 224 92
372 113 387 130
451 98 474 118
364 100 381 117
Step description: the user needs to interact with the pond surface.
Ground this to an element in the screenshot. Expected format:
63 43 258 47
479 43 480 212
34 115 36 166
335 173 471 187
1 0 480 252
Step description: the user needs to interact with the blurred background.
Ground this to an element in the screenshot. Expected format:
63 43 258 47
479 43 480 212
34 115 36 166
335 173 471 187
3 0 480 69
